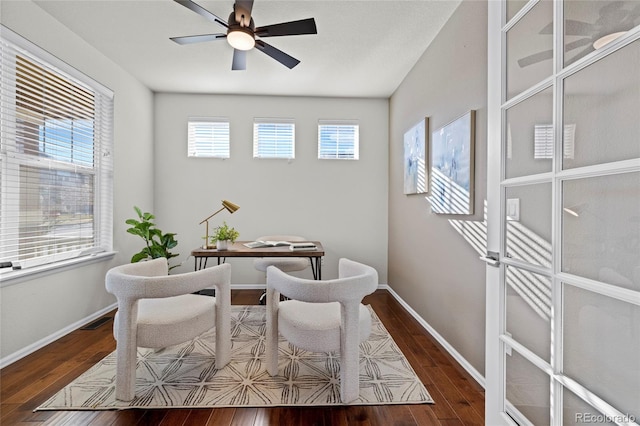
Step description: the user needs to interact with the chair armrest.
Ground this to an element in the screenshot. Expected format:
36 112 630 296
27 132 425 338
106 262 231 300
266 259 377 304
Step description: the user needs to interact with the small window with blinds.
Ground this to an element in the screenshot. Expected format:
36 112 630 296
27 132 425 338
318 120 359 160
0 27 114 274
534 124 575 159
253 118 295 159
188 118 230 158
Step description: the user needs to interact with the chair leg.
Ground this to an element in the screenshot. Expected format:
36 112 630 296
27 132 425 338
114 304 138 401
115 340 137 401
266 288 279 376
215 284 231 368
340 303 361 403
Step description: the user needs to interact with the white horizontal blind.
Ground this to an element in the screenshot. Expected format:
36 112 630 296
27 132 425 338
0 27 114 271
318 120 359 160
253 118 295 159
188 118 230 158
534 124 575 159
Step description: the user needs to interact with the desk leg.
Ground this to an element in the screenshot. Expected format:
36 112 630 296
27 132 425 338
195 257 208 271
309 257 322 280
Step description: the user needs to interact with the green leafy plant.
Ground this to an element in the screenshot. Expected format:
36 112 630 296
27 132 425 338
126 206 179 269
210 221 239 244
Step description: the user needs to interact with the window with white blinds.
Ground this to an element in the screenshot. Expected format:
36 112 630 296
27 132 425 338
318 120 359 160
188 118 230 158
0 27 114 272
534 124 575 159
253 118 295 159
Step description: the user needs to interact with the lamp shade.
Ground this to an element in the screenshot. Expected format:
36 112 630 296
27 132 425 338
222 199 240 214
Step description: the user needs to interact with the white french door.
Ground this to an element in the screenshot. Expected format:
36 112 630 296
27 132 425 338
486 1 640 425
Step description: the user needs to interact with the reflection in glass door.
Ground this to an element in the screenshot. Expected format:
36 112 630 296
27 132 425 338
487 1 640 425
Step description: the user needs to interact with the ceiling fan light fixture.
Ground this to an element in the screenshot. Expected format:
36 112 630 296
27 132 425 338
227 27 255 50
592 31 626 50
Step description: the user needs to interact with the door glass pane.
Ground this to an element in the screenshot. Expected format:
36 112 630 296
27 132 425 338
563 284 640 421
506 0 553 100
505 183 552 268
505 87 553 179
506 267 551 361
564 1 640 68
563 388 618 426
562 172 640 290
506 0 528 23
506 350 550 425
563 40 640 169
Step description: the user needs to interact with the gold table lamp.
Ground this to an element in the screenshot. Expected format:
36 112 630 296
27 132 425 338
200 200 240 248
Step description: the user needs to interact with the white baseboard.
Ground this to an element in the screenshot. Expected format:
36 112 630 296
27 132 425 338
229 284 392 290
379 284 486 389
230 284 267 290
0 302 118 369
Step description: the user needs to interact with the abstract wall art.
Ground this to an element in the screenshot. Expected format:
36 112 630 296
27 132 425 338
403 117 429 195
429 110 475 214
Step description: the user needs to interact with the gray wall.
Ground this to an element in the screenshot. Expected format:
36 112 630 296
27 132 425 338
153 94 389 283
388 0 488 375
0 0 154 361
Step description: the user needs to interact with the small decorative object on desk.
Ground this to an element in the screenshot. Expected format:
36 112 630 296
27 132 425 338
210 221 239 250
289 242 317 251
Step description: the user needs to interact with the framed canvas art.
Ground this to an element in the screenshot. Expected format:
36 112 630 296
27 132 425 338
403 117 429 195
429 110 475 214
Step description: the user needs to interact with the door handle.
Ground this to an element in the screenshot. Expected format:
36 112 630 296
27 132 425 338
480 251 500 267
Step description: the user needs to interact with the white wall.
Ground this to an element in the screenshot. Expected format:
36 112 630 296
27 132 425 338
0 1 154 362
388 0 488 375
153 94 389 283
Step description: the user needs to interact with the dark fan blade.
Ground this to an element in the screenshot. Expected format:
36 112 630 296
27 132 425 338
518 37 592 68
232 49 247 70
174 0 228 28
255 40 300 69
539 19 595 36
619 4 640 29
234 0 254 25
565 37 593 52
255 18 317 37
567 44 595 64
170 33 226 45
517 49 553 67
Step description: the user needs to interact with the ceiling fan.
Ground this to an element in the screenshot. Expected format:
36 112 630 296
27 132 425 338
170 0 317 70
518 1 640 68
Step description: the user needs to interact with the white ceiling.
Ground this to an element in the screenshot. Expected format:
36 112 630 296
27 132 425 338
32 0 462 98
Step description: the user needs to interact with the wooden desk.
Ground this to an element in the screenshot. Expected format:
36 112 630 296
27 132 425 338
191 241 325 279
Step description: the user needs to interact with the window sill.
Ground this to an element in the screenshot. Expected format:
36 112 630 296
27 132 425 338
0 251 116 288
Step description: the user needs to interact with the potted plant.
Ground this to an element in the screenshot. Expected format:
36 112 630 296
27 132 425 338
126 206 179 270
211 221 239 250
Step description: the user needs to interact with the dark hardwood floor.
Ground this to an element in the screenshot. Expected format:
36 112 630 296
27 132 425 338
0 289 484 425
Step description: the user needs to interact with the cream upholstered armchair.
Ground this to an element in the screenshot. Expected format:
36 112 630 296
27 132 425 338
105 258 231 401
254 235 311 304
266 258 378 403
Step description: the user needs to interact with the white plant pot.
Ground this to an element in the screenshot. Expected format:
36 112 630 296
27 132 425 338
216 240 229 250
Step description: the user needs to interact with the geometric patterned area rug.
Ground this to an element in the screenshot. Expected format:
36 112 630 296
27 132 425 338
37 305 433 410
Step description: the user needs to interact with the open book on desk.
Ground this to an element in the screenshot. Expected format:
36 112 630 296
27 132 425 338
243 240 292 249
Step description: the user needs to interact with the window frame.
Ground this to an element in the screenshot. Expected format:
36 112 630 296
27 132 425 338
317 120 360 160
187 117 231 158
252 118 295 160
0 26 114 283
